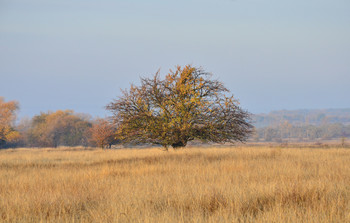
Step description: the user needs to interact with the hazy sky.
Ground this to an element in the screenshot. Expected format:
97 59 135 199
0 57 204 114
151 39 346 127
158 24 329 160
1 0 349 118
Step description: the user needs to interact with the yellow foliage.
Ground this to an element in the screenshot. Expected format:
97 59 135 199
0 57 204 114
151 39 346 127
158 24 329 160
5 130 21 143
0 97 20 146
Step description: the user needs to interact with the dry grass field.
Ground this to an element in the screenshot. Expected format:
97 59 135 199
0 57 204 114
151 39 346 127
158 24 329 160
0 146 349 222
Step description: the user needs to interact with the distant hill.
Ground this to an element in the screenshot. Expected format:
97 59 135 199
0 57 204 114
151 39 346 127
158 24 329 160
253 108 350 128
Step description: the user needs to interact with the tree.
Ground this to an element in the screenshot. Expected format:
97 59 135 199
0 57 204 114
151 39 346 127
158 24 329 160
27 110 92 147
263 127 275 142
0 97 20 148
89 118 117 149
107 65 252 149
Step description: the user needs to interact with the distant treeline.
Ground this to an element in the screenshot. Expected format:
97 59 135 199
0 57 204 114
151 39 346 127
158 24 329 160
12 110 117 148
252 109 350 142
253 123 350 142
0 97 117 149
253 109 350 128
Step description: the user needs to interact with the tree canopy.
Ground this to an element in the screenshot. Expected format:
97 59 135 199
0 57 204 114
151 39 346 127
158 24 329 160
27 110 92 147
0 97 20 148
107 65 252 149
88 118 117 149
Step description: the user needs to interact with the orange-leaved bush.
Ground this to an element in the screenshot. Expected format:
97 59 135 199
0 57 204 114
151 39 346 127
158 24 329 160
89 118 117 149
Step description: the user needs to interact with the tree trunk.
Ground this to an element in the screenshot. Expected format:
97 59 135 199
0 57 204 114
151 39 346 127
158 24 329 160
171 140 187 149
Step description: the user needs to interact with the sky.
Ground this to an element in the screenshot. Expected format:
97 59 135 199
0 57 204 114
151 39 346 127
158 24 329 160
1 0 349 118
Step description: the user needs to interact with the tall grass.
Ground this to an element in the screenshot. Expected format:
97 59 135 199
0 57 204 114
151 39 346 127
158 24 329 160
0 147 349 222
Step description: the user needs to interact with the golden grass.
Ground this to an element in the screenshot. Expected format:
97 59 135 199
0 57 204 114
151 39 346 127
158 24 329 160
0 146 349 222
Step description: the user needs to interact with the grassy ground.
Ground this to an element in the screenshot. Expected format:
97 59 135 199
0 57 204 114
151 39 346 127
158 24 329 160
0 146 349 222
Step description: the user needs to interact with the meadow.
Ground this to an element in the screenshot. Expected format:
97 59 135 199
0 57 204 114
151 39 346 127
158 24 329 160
0 146 349 222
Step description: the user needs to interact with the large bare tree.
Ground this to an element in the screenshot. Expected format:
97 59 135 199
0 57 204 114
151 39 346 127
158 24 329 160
107 65 252 149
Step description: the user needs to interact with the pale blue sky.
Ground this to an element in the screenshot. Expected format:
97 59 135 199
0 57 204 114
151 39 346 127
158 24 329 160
1 0 349 118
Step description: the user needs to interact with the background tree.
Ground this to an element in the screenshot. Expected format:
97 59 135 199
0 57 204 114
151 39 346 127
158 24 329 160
88 118 117 149
0 97 20 148
107 65 253 149
27 110 92 147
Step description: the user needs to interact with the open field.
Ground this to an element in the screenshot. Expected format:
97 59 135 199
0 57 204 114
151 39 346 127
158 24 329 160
1 146 349 222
